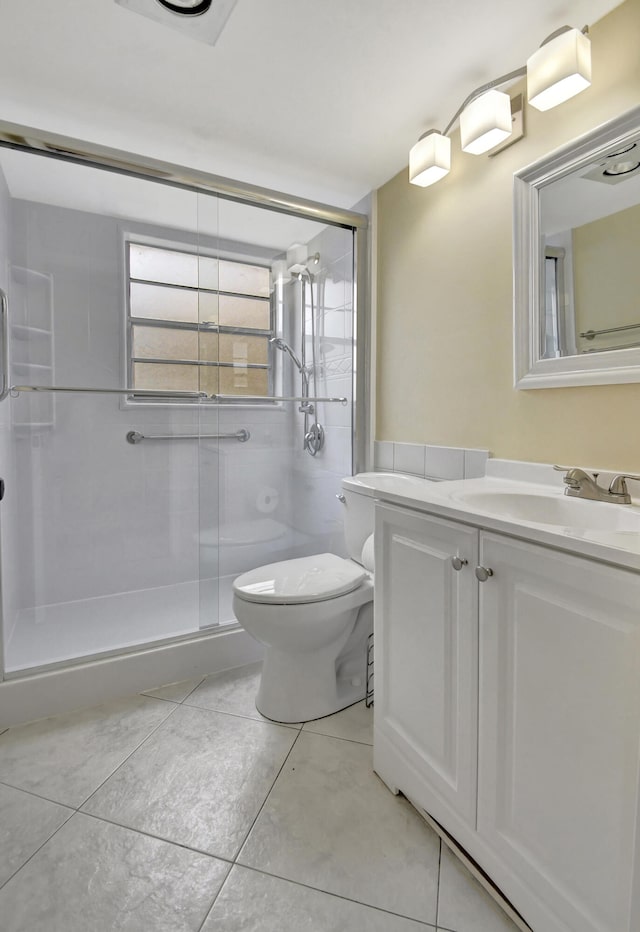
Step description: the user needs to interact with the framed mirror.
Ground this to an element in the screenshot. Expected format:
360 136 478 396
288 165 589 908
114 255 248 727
514 105 640 388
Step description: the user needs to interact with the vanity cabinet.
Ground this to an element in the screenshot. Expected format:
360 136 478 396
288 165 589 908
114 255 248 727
374 503 640 932
374 504 479 826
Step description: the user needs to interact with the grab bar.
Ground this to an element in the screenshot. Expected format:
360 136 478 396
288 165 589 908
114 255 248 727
210 393 349 405
580 322 640 339
9 385 208 400
0 289 8 402
126 428 250 444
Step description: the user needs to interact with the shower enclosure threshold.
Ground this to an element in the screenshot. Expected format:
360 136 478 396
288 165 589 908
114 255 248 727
4 577 238 674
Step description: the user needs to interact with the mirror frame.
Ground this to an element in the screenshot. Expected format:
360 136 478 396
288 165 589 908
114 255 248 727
514 104 640 389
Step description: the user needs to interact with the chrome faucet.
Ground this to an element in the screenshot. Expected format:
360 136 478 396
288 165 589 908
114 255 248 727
554 466 640 504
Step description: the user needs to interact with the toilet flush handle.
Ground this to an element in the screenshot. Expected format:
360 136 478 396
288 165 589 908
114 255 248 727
336 494 346 504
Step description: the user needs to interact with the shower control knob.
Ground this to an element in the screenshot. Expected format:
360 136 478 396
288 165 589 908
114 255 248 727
475 566 494 582
451 556 467 571
336 494 346 504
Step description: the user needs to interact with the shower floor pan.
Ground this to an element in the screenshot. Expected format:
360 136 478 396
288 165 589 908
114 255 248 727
4 576 238 674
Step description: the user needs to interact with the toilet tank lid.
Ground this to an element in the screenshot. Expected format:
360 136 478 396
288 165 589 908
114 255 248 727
233 553 367 604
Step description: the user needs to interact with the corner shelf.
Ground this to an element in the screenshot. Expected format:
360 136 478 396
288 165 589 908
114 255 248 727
9 266 55 430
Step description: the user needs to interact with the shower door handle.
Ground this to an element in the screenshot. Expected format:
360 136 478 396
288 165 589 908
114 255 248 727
0 479 5 500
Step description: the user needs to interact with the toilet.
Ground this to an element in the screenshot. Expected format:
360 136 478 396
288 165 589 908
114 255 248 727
232 473 381 723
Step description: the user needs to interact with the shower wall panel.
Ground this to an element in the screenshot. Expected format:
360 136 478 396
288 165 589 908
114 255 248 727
290 222 355 558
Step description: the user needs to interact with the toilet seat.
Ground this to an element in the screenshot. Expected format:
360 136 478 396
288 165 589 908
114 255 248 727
233 553 367 605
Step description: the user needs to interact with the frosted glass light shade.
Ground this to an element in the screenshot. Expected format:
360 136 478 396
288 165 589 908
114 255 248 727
527 28 591 111
460 90 513 155
271 259 291 288
409 132 451 187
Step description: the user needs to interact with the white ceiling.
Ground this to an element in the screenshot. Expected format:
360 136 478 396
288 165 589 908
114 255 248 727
0 0 624 208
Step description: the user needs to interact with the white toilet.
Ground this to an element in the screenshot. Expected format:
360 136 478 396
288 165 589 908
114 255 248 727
232 473 380 723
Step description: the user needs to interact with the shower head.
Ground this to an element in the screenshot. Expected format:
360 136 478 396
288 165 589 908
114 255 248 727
270 337 304 374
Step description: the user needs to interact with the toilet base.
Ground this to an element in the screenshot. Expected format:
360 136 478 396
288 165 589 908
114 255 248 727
254 601 372 724
255 640 358 724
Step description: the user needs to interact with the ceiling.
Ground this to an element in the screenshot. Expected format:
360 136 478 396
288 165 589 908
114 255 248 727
0 0 624 208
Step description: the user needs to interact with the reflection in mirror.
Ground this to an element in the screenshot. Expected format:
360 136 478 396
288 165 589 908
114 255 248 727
514 105 640 388
540 132 640 358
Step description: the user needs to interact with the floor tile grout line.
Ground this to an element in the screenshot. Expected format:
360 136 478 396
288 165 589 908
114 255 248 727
180 699 303 731
0 805 75 893
193 730 306 932
300 728 373 747
76 701 181 812
77 808 236 863
230 727 303 866
195 861 235 932
0 698 178 814
140 676 206 705
224 860 440 929
0 778 78 811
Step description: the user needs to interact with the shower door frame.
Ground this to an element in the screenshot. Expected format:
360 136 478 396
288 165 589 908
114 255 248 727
0 120 371 686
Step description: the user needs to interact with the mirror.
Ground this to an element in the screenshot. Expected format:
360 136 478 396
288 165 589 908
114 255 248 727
514 105 640 388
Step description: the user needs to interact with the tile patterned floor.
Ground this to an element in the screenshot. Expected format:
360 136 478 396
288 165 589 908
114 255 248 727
0 662 522 931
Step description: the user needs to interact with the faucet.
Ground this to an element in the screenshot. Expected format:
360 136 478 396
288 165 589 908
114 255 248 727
554 466 640 504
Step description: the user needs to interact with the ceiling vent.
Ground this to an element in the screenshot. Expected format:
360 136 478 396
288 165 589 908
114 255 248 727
582 142 640 185
114 0 238 45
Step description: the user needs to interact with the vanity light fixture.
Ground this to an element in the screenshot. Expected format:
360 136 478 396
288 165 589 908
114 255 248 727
409 25 591 187
527 27 591 112
459 89 513 155
409 131 451 187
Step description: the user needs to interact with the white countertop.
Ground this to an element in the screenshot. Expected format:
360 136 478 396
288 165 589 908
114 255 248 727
344 463 640 573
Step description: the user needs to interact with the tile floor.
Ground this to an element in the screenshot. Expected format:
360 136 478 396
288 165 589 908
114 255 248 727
0 662 522 931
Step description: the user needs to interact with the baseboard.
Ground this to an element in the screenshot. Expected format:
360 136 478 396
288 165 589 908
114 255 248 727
0 627 263 728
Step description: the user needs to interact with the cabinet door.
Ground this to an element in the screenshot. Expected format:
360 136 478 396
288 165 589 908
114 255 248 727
478 533 640 932
375 503 479 827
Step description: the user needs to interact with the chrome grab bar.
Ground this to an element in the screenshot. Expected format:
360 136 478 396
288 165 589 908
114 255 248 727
0 289 8 402
10 385 208 400
210 393 349 405
126 428 250 444
580 322 640 340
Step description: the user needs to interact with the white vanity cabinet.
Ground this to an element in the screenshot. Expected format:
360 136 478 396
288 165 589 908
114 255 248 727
374 502 640 932
374 503 479 826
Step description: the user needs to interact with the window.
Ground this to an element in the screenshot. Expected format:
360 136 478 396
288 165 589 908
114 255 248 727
126 242 273 399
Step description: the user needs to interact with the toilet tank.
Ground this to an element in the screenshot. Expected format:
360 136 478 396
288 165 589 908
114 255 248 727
341 472 436 565
340 472 389 565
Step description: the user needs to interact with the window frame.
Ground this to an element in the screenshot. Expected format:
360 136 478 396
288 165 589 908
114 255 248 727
123 236 275 405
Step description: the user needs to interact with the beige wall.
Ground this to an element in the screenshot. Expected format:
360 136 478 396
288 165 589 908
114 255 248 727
573 202 640 352
376 0 640 471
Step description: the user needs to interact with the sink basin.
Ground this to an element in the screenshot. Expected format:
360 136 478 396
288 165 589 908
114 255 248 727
450 490 640 531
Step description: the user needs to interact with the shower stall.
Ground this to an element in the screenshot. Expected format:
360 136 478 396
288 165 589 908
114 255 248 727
0 124 368 725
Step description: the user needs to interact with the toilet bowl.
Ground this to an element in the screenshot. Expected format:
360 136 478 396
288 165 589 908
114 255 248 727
232 473 382 723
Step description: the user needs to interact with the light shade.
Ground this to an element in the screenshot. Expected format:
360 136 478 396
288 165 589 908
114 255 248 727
460 90 512 155
409 131 451 187
271 260 292 288
527 28 591 112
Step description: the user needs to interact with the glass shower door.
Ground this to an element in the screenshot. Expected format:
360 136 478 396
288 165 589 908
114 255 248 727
0 148 220 672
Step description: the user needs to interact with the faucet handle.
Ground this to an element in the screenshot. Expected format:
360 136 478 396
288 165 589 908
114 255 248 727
553 465 599 484
553 464 598 476
608 473 640 497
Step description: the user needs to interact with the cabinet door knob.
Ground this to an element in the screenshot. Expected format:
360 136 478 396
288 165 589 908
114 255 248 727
451 556 468 571
475 566 494 582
